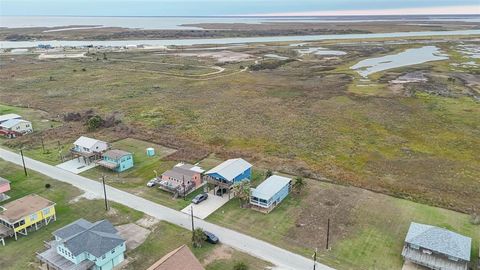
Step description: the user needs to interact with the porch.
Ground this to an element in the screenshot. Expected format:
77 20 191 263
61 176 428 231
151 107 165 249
37 241 94 270
402 246 468 270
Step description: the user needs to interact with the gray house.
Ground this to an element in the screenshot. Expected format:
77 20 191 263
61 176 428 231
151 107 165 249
402 222 472 270
37 219 126 270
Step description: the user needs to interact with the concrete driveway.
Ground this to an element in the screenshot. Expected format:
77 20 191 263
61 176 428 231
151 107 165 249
56 158 97 174
181 189 231 219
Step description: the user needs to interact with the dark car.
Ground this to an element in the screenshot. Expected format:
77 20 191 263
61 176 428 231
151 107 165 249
192 193 208 204
204 231 219 244
215 188 228 196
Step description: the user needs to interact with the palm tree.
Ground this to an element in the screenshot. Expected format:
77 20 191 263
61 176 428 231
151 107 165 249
232 181 251 208
293 176 305 193
192 228 206 248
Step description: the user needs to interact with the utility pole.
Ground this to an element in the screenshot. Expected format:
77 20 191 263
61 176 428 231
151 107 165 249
20 149 28 176
326 218 330 250
190 205 195 241
182 176 186 201
102 175 109 211
41 137 45 154
312 248 317 270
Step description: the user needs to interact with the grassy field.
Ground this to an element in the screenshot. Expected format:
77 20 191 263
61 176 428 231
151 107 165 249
0 160 271 270
207 178 480 270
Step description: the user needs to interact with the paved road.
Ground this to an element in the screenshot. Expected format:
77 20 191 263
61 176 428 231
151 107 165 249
0 147 335 270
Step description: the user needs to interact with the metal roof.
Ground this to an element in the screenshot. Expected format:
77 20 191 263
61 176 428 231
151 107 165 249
102 149 131 160
405 222 472 261
0 119 30 129
0 194 55 223
53 219 125 258
0 177 10 185
0 114 21 123
251 175 291 200
73 136 104 149
206 158 252 181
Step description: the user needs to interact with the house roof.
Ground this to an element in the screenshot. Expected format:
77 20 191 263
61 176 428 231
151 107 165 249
102 149 131 160
206 158 252 181
405 222 472 261
162 166 198 181
0 119 30 129
73 136 105 149
174 162 205 173
53 219 125 258
147 245 205 270
0 194 55 223
0 177 10 185
0 114 21 123
251 175 291 200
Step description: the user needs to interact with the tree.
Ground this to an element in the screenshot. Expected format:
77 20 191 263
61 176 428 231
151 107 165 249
293 176 305 193
264 169 273 179
192 228 206 248
233 261 249 270
232 180 251 208
86 115 103 131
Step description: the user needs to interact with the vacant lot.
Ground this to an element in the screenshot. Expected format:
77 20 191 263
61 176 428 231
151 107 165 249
0 160 270 270
0 36 479 215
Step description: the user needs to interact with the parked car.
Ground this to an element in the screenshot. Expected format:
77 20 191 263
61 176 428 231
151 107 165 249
192 193 208 204
204 231 219 244
216 188 228 196
147 179 157 187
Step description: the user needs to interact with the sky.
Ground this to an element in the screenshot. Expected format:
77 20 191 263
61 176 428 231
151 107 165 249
1 0 479 16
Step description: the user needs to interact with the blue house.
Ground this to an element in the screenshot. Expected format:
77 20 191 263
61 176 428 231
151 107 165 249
250 175 292 213
205 158 252 197
97 149 134 172
37 219 126 270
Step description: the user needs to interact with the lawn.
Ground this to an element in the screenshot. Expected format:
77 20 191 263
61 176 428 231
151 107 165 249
0 160 271 270
207 178 480 270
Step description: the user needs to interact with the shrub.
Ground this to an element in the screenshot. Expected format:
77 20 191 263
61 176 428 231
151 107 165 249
45 183 51 189
233 262 248 270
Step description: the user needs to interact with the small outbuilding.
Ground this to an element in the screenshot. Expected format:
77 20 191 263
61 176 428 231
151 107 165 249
250 175 292 213
97 149 134 172
402 222 472 270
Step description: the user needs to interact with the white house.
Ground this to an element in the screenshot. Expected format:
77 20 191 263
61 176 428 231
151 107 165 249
0 114 22 125
0 119 33 134
71 136 109 164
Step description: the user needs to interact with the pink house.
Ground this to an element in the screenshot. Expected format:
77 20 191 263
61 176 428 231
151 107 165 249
0 177 11 201
157 163 205 197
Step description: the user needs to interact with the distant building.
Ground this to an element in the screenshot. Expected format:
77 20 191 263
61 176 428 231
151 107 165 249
71 136 110 164
250 175 292 213
0 194 56 243
147 245 204 270
402 222 472 270
0 177 11 201
0 113 22 125
0 119 33 137
205 158 252 197
37 219 126 270
97 149 134 172
158 163 205 197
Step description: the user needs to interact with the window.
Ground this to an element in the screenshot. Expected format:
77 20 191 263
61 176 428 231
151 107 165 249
14 219 25 228
111 248 115 254
102 255 106 260
30 213 38 221
43 208 50 215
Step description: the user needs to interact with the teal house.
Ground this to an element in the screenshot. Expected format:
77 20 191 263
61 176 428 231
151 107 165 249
37 219 126 270
97 149 134 172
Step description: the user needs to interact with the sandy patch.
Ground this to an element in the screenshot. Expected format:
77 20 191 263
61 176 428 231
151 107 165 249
39 53 86 59
170 50 252 63
201 245 234 266
69 191 101 203
116 223 151 250
135 215 161 228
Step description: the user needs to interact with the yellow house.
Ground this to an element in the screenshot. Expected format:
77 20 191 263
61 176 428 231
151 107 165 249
0 194 56 244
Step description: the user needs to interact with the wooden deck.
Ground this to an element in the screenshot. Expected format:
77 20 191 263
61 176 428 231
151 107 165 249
37 242 94 270
402 246 468 270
